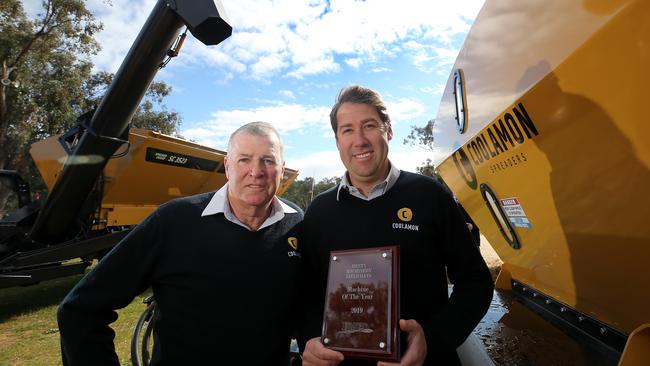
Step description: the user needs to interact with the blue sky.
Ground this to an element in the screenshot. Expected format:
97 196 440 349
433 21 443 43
25 0 485 179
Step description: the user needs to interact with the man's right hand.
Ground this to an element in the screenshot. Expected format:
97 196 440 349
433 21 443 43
302 337 345 366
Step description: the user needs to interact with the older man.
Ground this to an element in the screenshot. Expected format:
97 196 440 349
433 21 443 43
300 86 494 366
58 122 303 365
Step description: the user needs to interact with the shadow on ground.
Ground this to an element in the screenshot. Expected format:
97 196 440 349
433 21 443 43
0 274 83 322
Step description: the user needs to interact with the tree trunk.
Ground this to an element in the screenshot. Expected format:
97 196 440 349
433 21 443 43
0 187 10 218
1 61 15 172
0 66 6 214
0 61 15 215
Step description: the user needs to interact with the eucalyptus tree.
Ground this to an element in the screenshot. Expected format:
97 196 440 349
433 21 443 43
0 0 181 214
0 0 101 211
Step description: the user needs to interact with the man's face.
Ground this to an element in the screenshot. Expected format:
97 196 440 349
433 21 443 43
335 102 392 188
225 132 284 210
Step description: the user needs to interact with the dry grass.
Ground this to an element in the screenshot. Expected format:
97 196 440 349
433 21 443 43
0 236 504 365
0 274 150 366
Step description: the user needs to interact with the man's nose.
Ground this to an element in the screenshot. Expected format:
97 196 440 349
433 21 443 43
249 160 265 177
351 129 370 146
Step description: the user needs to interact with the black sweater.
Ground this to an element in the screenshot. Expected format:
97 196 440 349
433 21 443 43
58 192 303 366
300 171 493 365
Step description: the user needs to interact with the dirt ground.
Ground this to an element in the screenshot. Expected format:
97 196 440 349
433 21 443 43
478 235 503 281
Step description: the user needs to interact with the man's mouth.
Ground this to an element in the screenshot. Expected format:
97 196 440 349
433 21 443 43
353 152 371 159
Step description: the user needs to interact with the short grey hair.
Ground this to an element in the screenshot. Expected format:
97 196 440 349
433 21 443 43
227 121 284 161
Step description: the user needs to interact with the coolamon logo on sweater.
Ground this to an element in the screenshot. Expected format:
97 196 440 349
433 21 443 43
287 237 301 258
397 208 413 222
287 237 298 250
393 208 419 231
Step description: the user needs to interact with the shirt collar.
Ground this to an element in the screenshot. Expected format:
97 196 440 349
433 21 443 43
336 161 401 201
201 183 296 231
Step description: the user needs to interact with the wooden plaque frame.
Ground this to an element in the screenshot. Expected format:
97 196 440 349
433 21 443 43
321 246 400 361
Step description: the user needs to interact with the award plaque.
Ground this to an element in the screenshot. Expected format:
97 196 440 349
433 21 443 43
321 246 400 361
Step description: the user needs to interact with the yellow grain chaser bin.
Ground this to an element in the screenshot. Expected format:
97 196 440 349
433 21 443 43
30 128 298 230
0 0 279 290
0 131 297 289
432 0 650 365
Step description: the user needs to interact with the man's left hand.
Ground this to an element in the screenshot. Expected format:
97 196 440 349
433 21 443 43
377 319 427 366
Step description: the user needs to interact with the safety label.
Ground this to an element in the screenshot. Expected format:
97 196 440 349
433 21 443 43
500 197 532 229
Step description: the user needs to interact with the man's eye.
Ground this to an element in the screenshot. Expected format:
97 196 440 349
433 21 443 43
340 128 353 134
263 159 276 165
364 123 379 130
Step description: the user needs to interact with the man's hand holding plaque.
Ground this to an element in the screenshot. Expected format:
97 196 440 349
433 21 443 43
320 246 400 362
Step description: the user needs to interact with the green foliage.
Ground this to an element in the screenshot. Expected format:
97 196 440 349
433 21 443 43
415 158 436 178
85 71 182 136
133 98 182 136
0 0 102 208
0 1 182 213
1 0 102 152
404 118 440 179
403 118 435 149
281 176 341 210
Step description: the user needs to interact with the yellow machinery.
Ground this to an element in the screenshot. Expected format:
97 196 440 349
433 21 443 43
1 125 297 289
30 128 297 230
0 0 295 289
432 0 650 364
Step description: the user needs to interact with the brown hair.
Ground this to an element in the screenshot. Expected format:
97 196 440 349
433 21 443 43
329 85 391 135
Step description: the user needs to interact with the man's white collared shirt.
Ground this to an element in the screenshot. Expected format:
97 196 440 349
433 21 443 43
201 183 296 231
336 161 401 201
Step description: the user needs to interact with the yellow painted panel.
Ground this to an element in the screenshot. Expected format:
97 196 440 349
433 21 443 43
30 128 299 229
434 0 650 335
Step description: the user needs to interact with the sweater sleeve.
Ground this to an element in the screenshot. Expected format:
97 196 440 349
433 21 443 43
57 209 164 366
422 189 494 359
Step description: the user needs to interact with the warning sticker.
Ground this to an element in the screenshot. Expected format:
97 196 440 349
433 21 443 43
500 197 532 229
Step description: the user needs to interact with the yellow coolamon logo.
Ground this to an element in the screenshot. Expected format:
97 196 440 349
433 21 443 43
288 237 298 250
397 208 413 222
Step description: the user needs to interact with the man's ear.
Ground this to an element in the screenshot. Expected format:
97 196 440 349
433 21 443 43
387 124 393 141
224 157 230 179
